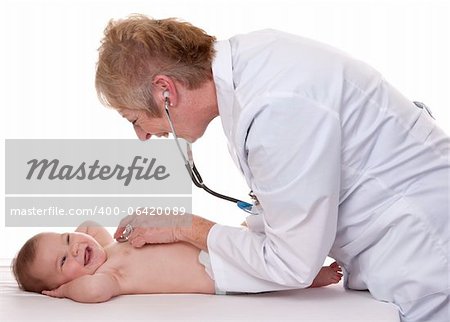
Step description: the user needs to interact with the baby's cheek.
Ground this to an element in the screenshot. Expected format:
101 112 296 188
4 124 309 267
65 263 87 280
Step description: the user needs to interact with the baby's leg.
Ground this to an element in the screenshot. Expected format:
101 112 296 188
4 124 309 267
309 262 343 288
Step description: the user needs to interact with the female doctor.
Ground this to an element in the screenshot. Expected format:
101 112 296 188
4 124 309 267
95 15 449 322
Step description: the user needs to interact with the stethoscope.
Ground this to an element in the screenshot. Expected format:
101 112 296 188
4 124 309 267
117 93 258 243
162 91 259 214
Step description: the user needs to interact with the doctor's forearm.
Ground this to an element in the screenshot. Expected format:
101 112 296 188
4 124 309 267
176 215 215 251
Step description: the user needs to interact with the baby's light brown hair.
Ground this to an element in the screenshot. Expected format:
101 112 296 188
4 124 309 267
12 233 49 293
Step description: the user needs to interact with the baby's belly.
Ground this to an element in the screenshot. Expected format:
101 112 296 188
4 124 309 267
105 242 213 294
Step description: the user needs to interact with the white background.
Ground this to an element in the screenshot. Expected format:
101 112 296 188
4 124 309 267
1 0 449 261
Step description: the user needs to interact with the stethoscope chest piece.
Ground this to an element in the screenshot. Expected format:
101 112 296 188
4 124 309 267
116 224 133 243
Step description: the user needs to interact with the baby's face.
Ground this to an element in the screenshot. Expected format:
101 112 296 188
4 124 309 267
32 232 107 290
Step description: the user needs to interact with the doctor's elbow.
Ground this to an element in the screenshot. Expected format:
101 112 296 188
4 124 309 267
266 259 319 289
292 267 318 288
265 248 323 288
303 270 319 288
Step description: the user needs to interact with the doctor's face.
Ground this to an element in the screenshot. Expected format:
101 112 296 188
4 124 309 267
119 108 171 141
118 79 219 143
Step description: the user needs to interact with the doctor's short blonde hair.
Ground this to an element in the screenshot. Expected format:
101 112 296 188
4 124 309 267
95 14 216 117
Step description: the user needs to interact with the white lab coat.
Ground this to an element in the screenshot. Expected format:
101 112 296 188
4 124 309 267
207 30 449 321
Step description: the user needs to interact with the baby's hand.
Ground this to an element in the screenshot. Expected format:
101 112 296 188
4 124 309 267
42 285 65 298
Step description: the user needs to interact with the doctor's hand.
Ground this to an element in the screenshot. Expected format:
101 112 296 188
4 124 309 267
114 210 215 251
114 211 193 247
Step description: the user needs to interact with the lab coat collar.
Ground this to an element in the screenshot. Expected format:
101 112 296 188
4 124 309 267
212 40 245 173
212 40 234 143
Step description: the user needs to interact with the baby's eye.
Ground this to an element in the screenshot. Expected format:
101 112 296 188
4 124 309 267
66 234 70 244
61 256 66 267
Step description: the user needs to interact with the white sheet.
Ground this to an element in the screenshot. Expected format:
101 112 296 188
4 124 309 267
0 265 399 321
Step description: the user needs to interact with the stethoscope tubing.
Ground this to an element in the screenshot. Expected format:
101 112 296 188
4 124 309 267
163 100 253 210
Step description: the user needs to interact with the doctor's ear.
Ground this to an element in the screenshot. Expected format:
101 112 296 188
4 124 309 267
152 74 178 106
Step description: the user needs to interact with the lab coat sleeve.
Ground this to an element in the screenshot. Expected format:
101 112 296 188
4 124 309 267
207 95 341 293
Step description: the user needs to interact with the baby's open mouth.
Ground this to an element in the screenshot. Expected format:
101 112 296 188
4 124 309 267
84 247 92 266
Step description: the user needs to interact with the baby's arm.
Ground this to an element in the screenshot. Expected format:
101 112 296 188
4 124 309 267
76 220 114 247
42 273 121 303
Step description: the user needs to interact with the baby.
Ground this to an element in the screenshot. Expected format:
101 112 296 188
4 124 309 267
12 221 343 303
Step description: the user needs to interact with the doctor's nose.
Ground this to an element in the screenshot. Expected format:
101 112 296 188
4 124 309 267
133 125 152 141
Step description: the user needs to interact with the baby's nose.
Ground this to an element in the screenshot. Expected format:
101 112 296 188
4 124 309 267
71 243 80 257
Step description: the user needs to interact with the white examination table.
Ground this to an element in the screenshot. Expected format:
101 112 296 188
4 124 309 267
0 265 399 321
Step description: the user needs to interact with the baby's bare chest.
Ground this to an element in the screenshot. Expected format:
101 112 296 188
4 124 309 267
100 243 169 293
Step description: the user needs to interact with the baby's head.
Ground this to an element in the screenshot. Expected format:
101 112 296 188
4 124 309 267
12 231 107 293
